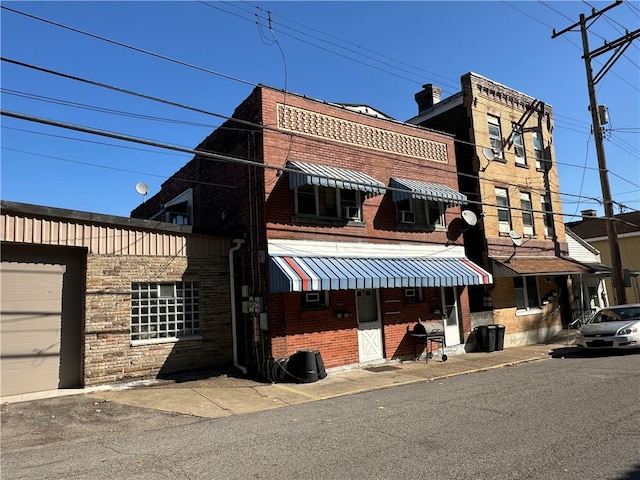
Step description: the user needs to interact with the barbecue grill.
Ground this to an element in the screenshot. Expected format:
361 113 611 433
407 320 447 362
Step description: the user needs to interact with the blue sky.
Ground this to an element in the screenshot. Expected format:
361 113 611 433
1 1 638 220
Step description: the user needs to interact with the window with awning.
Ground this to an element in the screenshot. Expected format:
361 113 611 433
389 177 467 227
286 160 385 221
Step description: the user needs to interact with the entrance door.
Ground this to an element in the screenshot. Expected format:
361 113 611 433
356 289 383 363
442 287 461 347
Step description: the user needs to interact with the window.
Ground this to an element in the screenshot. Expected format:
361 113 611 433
163 189 193 225
514 276 540 312
533 132 544 170
512 123 526 166
295 186 362 221
131 282 200 343
495 187 511 234
520 192 535 236
404 288 424 304
488 115 503 159
541 195 554 237
397 198 446 228
300 291 329 310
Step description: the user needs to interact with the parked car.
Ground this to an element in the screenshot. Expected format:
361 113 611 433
575 304 640 350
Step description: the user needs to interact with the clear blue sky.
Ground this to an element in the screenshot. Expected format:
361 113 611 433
1 1 638 221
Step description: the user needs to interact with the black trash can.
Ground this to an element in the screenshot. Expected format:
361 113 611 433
475 325 489 352
315 350 327 380
486 324 497 352
287 349 320 383
494 324 506 351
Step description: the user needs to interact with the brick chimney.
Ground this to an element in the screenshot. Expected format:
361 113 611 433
415 84 442 114
581 209 598 218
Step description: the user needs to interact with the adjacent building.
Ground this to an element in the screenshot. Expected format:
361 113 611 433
567 209 640 304
1 200 231 397
132 85 493 378
408 72 597 346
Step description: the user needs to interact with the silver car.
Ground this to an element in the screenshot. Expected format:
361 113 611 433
575 304 640 350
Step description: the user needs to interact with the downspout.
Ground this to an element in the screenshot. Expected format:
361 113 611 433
229 239 247 374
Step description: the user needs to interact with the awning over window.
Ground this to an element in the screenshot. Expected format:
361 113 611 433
270 255 493 292
389 177 467 205
286 161 385 197
490 256 595 277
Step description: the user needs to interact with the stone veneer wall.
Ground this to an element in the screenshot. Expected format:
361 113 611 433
84 254 231 386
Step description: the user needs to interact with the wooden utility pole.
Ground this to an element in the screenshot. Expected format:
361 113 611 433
553 1 640 305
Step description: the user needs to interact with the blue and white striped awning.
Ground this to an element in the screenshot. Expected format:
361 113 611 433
269 255 493 293
389 177 467 205
287 161 386 197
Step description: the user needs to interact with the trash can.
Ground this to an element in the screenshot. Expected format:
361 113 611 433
474 326 487 352
486 325 497 352
287 349 321 383
495 324 506 351
475 325 495 352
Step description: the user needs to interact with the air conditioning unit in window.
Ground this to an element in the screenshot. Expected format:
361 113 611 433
342 206 359 220
399 211 415 224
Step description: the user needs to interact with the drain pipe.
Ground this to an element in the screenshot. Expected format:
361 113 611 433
229 239 247 375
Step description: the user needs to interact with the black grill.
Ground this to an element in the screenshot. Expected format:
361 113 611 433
407 320 447 362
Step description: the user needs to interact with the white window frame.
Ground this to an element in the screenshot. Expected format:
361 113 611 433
512 123 526 166
295 185 363 221
495 187 511 234
541 195 555 237
131 282 201 344
300 291 330 310
488 115 504 159
520 192 535 237
396 198 447 228
533 132 544 170
514 276 541 314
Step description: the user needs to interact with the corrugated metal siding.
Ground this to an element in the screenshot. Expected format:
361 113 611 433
0 213 229 257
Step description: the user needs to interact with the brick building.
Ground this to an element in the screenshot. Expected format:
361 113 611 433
1 200 231 397
131 85 493 378
408 72 598 346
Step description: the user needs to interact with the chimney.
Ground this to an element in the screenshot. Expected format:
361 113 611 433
581 209 598 219
415 84 442 114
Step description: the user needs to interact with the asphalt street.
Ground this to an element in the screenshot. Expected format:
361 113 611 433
2 348 639 480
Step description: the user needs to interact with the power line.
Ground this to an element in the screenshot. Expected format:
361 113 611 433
4 108 621 223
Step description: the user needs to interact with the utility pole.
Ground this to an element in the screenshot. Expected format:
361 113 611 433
552 1 640 305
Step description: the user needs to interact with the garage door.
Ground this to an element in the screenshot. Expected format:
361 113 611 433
1 262 66 396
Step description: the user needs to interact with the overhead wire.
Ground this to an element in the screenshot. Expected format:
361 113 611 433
2 4 636 212
5 107 621 223
3 56 635 209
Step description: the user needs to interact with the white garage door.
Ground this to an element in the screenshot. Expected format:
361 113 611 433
1 262 66 397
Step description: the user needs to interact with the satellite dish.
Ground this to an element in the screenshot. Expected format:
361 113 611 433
461 210 478 227
135 182 149 195
509 230 522 247
482 147 496 160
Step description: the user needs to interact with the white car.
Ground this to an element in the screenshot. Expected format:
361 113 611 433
575 304 640 350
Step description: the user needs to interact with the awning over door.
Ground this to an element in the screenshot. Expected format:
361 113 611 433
490 256 595 277
389 177 467 205
270 255 493 292
286 160 385 197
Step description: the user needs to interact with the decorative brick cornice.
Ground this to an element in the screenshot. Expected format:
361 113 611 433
277 103 448 163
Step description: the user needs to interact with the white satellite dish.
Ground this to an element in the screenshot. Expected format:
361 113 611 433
135 182 149 195
461 210 478 227
508 230 522 247
482 147 496 160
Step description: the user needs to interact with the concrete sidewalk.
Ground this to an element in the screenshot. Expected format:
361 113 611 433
2 334 578 419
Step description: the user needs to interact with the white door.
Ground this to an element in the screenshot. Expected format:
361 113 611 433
356 289 383 363
442 287 461 347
